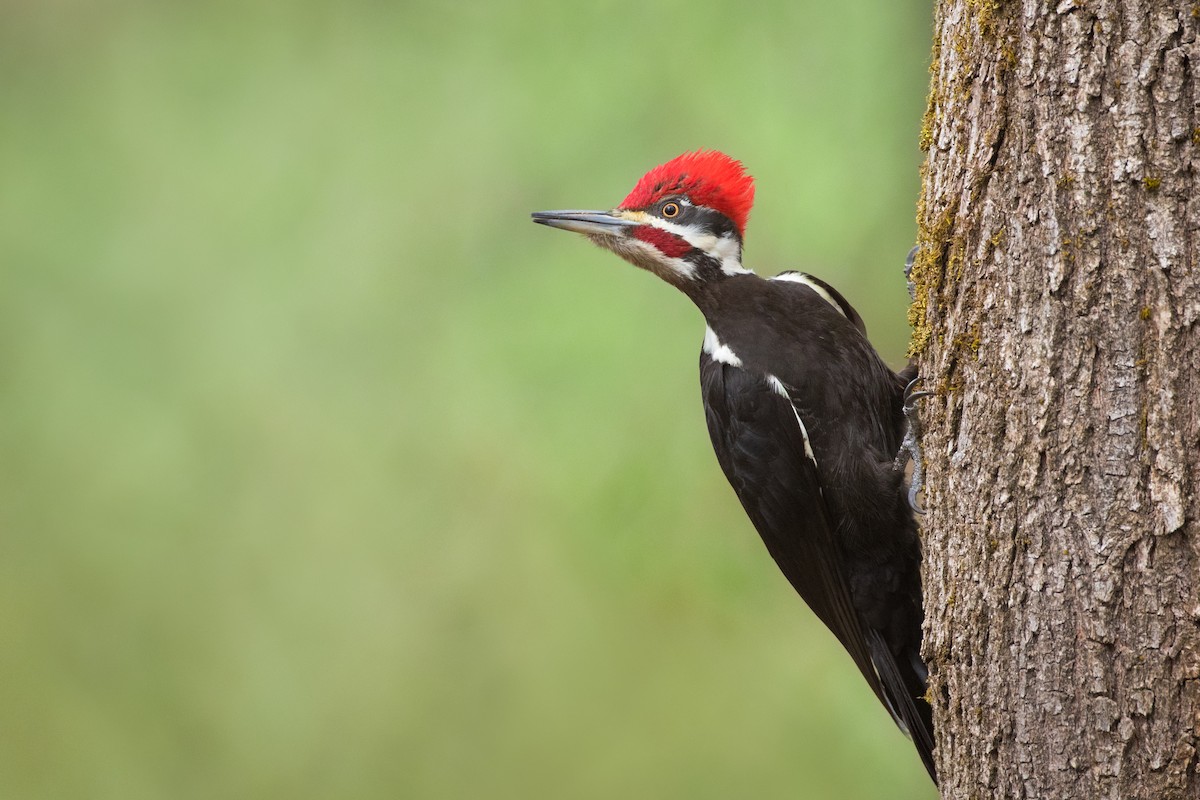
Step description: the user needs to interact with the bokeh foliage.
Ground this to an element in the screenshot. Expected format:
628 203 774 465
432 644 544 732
1 1 935 797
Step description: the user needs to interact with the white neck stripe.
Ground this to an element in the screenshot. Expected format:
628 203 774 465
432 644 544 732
703 326 743 368
770 272 846 318
644 217 752 276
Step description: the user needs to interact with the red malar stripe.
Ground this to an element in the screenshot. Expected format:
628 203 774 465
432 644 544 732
633 226 691 258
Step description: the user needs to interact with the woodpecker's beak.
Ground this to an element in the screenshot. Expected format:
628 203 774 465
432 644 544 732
531 209 632 237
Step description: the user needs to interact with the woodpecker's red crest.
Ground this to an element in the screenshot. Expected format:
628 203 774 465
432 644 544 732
619 150 756 238
532 151 756 287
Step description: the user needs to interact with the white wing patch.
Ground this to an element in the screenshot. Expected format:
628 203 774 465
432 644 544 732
766 374 818 468
770 272 847 318
703 327 743 368
764 374 790 397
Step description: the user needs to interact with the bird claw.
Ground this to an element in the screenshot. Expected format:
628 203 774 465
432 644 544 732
905 245 919 302
894 377 932 515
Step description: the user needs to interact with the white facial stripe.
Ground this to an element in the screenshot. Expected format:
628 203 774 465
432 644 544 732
765 374 818 467
703 326 743 368
770 272 847 318
644 216 703 241
612 208 750 277
642 217 752 276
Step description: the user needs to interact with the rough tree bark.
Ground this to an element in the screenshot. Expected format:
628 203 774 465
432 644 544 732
909 0 1200 797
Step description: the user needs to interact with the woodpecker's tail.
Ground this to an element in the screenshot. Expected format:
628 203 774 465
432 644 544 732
866 628 937 783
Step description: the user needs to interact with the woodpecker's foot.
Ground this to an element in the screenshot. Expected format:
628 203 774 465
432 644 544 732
905 245 919 302
894 377 935 514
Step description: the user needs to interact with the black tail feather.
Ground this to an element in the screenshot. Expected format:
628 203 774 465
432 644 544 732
866 628 937 783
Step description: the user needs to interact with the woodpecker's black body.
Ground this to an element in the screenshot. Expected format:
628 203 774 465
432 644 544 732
532 150 935 782
698 274 933 780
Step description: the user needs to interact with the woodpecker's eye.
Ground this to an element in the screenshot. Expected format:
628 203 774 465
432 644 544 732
661 202 681 218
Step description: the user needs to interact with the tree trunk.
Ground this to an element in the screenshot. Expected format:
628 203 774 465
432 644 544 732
910 1 1200 797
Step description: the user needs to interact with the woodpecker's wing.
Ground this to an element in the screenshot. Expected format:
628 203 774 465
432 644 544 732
700 355 881 688
700 353 936 781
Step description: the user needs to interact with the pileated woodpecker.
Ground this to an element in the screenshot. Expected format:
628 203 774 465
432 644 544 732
532 150 935 782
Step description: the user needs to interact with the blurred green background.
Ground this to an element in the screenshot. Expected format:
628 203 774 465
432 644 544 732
1 1 935 798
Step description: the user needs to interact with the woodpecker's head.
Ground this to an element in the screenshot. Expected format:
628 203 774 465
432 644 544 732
532 150 756 287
